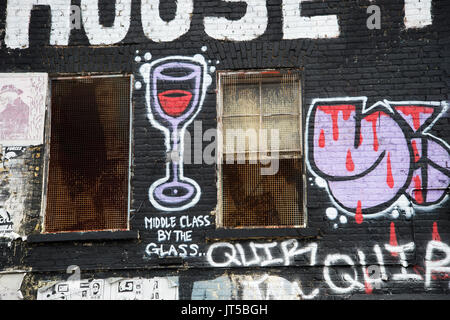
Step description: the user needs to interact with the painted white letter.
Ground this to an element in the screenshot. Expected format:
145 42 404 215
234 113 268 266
81 0 132 45
425 241 450 288
282 0 339 39
204 0 268 41
404 0 432 29
385 242 422 281
324 254 363 294
141 0 194 42
5 0 72 49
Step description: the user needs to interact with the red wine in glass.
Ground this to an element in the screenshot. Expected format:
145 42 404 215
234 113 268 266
143 57 205 211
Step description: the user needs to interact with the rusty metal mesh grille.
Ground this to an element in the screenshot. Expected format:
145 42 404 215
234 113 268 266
219 71 304 228
45 77 130 233
222 158 303 228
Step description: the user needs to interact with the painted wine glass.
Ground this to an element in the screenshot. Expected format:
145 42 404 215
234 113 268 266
141 56 207 211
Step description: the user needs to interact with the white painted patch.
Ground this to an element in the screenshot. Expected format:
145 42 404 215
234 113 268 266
135 81 142 90
201 46 207 52
144 52 152 61
326 207 338 220
282 0 340 39
339 215 347 224
315 177 327 188
135 56 142 63
404 0 432 29
391 209 400 219
141 0 194 42
204 0 268 41
80 0 132 45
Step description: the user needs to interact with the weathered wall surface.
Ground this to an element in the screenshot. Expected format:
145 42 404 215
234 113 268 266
0 0 449 300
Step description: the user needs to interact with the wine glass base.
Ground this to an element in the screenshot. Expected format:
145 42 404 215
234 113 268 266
150 178 200 211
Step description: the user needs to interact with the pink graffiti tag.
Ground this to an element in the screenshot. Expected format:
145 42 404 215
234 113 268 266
307 98 450 222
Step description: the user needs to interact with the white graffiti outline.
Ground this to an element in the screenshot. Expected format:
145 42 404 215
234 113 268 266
140 54 212 211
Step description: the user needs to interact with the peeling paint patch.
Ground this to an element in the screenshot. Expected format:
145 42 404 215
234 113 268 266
0 273 26 300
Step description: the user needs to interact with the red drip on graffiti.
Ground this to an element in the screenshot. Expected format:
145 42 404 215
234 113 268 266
413 175 424 204
364 111 388 152
319 129 326 148
318 105 355 141
395 106 434 131
411 140 420 162
346 149 355 172
364 269 373 294
355 201 363 224
386 152 394 189
390 222 399 257
432 222 441 242
358 132 363 147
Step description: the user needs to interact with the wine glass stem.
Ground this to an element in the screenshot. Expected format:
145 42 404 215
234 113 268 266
170 127 181 183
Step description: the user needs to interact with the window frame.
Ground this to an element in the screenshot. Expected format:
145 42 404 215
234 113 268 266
40 74 134 234
215 69 307 230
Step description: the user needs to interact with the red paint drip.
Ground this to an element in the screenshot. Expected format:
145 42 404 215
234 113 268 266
395 106 434 131
318 105 355 141
358 132 363 147
390 222 399 257
411 140 420 162
386 152 394 189
346 149 355 172
355 201 363 224
364 269 373 294
432 222 441 242
364 112 388 152
319 129 326 148
413 175 424 204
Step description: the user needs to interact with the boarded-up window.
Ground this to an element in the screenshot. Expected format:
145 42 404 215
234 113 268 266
44 76 131 233
218 71 304 228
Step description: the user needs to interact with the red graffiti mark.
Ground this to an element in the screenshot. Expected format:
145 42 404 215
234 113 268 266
358 132 363 147
412 266 425 280
413 175 424 204
158 90 193 117
432 222 441 242
318 105 355 141
364 269 373 295
413 265 450 281
364 111 389 152
389 222 399 257
395 106 434 131
386 152 394 189
411 140 420 162
355 201 363 224
319 129 326 148
346 149 355 172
